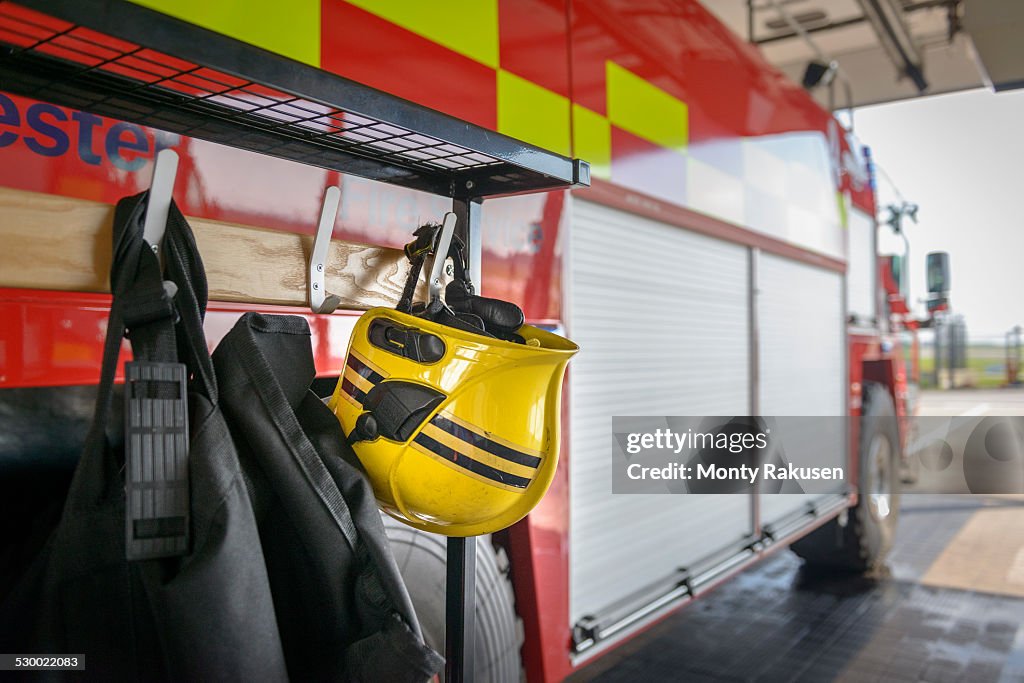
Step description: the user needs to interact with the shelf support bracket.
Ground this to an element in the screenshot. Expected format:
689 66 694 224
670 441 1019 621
452 197 483 295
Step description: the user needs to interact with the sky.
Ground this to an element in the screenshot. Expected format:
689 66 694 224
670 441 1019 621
853 87 1024 342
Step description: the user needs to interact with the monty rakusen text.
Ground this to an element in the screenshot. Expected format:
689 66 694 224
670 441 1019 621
623 428 845 484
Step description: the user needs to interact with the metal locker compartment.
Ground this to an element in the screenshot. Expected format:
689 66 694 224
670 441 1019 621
755 253 847 528
846 209 878 324
567 199 752 629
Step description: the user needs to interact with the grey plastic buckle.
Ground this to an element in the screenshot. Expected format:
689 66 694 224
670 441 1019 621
124 361 190 560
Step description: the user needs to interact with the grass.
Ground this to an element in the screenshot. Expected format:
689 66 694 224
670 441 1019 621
918 345 1016 389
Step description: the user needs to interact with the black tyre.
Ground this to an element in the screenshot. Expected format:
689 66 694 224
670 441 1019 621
792 383 901 572
381 515 522 682
899 418 920 485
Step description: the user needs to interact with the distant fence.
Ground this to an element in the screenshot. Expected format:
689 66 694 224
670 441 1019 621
932 315 968 389
917 323 1022 389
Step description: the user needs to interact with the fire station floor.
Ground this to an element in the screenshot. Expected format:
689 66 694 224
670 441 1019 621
571 493 1024 682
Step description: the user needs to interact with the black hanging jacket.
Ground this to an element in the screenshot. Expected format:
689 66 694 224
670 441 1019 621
0 192 289 681
212 312 443 682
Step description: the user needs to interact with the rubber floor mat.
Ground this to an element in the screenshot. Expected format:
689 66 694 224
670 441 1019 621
572 496 1024 683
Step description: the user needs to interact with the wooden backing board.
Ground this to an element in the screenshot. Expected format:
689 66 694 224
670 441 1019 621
0 187 432 309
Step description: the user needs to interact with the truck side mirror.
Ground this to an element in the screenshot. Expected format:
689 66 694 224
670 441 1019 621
887 254 905 294
926 251 950 294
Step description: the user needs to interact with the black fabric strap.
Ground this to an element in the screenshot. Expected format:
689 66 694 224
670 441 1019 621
396 250 426 314
111 194 177 365
225 314 361 551
111 190 215 399
447 234 471 293
121 283 176 330
65 191 212 509
397 222 474 312
159 201 216 402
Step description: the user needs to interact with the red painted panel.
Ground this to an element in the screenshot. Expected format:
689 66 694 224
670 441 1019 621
0 90 336 235
570 0 830 141
481 191 565 322
498 0 571 98
569 0 874 217
508 364 574 683
845 135 877 214
567 1 612 115
320 3 497 130
0 288 358 388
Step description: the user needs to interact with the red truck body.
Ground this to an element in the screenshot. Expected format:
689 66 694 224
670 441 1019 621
0 2 912 680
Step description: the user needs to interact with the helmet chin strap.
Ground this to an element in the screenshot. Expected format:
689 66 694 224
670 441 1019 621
396 213 525 342
396 214 462 314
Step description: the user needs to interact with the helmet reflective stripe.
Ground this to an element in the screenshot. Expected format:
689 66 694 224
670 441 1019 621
348 351 386 384
339 350 387 407
430 415 542 468
411 413 542 492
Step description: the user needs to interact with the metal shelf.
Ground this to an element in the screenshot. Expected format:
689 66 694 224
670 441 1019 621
0 0 589 198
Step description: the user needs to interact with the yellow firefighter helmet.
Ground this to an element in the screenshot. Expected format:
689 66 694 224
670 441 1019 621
328 215 578 536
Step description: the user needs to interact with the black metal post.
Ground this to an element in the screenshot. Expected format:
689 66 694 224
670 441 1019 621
445 193 481 683
453 196 484 293
445 536 476 682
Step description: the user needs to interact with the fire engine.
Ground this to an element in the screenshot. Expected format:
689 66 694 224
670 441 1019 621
0 1 945 681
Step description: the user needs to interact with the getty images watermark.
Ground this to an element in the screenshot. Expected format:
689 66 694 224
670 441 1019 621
612 416 1024 495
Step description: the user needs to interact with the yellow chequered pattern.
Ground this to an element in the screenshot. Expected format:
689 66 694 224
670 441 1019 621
497 70 571 157
606 61 688 152
345 0 499 68
129 0 321 66
128 0 695 174
572 104 611 180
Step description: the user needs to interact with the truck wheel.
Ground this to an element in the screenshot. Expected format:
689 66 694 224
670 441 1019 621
791 383 901 572
899 418 920 484
381 515 523 682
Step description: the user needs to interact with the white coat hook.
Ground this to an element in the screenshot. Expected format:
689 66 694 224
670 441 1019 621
428 212 457 305
142 148 179 262
309 185 342 314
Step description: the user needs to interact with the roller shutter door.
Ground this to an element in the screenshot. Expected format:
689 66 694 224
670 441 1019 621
756 253 847 527
568 199 752 626
846 209 877 323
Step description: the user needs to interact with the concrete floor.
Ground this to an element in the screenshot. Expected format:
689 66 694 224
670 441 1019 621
572 390 1024 683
